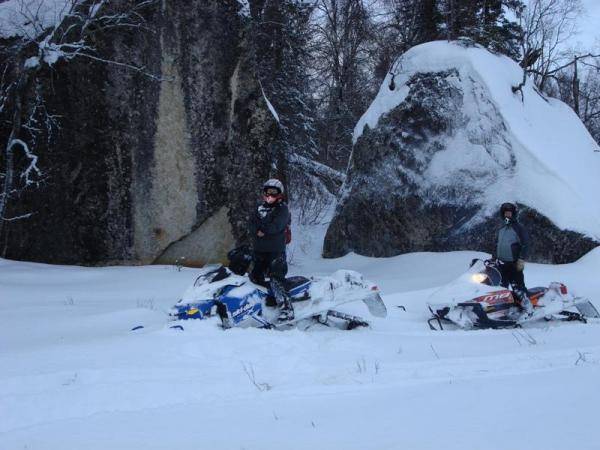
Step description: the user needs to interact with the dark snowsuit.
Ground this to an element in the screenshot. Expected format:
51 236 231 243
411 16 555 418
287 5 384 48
249 201 291 305
495 219 530 293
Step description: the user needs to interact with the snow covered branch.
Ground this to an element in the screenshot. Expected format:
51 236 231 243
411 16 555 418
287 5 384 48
72 52 163 81
1 0 160 74
9 139 41 186
1 212 34 221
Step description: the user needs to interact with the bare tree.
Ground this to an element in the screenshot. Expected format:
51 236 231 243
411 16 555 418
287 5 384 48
310 0 375 168
0 0 158 228
518 0 582 92
579 60 600 140
507 0 600 148
555 53 600 144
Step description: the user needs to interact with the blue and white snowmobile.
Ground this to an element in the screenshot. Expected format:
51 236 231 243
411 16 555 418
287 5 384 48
170 263 387 330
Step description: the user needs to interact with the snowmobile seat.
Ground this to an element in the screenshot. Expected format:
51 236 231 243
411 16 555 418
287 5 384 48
527 287 547 299
285 276 311 298
527 286 548 297
264 276 311 307
526 287 548 307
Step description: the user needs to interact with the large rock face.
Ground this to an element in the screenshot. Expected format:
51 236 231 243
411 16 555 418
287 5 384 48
0 0 281 265
324 41 600 263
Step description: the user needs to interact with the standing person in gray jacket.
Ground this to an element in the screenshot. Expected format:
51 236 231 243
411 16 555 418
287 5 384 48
495 202 533 315
249 179 293 322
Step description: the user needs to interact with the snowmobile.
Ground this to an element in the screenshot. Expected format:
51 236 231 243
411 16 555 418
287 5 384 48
427 258 600 330
169 250 387 330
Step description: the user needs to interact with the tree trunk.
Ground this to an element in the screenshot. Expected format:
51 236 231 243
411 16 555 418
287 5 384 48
448 0 457 40
572 56 580 116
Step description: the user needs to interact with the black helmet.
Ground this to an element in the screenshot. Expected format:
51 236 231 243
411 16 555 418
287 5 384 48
227 245 253 275
500 202 517 218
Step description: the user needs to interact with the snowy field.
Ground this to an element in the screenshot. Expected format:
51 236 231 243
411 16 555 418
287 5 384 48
2 222 600 450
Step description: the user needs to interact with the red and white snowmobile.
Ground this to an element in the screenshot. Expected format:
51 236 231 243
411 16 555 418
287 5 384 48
427 258 600 330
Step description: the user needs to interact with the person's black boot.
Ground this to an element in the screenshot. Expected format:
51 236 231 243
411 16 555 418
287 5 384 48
277 301 295 323
515 289 534 317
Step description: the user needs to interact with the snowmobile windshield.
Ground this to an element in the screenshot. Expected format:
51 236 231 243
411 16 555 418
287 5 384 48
483 263 502 287
466 259 502 287
180 271 248 306
193 265 230 286
427 259 502 306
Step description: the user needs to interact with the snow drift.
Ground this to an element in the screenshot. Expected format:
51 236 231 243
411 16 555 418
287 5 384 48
324 40 600 262
3 245 600 449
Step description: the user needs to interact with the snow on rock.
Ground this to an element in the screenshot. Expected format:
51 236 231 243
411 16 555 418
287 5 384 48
324 40 600 263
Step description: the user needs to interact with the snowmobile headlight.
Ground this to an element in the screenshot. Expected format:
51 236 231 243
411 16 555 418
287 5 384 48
471 273 487 284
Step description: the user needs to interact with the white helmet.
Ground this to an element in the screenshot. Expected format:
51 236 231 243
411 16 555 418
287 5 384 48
263 178 284 194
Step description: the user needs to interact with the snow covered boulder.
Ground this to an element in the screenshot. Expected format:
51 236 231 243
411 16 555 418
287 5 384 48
323 41 600 263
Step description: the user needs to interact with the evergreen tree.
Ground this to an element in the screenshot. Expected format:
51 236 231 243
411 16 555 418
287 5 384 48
247 0 318 160
441 0 524 59
374 0 443 82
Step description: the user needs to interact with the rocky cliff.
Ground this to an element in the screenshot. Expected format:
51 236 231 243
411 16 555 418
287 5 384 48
0 0 281 265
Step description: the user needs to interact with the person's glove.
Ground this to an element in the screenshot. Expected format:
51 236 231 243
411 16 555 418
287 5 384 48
516 259 525 272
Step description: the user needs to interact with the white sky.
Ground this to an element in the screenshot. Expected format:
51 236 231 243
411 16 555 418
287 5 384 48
570 0 600 50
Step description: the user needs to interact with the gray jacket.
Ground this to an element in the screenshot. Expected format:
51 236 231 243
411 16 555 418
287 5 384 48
496 220 529 262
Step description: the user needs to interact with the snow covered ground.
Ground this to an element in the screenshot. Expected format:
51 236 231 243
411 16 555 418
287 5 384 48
2 219 600 449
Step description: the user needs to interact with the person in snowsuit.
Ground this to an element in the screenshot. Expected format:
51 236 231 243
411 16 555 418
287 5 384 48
249 179 294 322
495 202 533 315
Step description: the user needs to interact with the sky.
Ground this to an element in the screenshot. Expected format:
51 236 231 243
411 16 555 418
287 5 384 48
577 0 600 50
560 0 600 51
